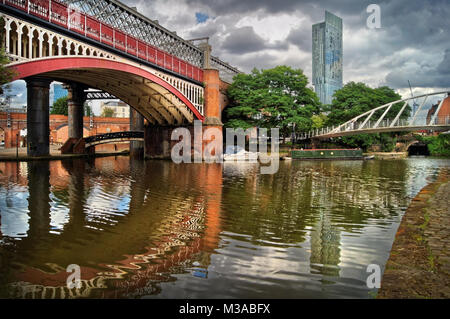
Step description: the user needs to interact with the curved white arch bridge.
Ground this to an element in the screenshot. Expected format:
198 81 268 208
299 91 450 140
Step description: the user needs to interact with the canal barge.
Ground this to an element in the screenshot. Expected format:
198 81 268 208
290 149 363 160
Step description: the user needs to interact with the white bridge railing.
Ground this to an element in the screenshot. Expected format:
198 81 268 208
299 91 450 140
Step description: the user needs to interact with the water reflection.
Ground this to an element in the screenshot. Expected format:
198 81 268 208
0 157 448 298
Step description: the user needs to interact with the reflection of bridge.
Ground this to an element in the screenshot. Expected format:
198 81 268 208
1 0 237 157
299 91 450 140
0 158 223 298
84 131 143 148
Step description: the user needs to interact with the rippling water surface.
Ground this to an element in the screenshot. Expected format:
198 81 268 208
0 156 448 298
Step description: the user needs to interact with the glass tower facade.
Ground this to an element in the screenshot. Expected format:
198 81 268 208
312 11 343 105
53 84 68 104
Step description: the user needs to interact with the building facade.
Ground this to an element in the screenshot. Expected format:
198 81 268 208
100 101 130 118
312 11 343 105
53 84 68 104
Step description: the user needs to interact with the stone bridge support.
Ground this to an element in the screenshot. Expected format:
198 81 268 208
130 108 145 157
144 126 172 159
61 83 87 154
67 83 87 140
26 77 51 157
144 68 223 160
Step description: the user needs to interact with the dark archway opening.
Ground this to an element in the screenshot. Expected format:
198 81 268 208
408 143 430 156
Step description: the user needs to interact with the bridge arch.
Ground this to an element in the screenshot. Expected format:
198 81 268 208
8 57 204 125
406 140 429 156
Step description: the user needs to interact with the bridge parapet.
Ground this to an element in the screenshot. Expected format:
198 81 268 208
1 11 206 119
0 0 240 84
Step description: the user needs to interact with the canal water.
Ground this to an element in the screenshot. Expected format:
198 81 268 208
0 156 448 298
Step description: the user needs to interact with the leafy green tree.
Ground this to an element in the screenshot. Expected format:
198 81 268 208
327 82 409 126
311 114 328 129
51 96 68 115
101 106 115 118
415 134 450 157
51 97 93 116
326 82 410 151
224 66 322 139
50 96 92 116
84 104 92 116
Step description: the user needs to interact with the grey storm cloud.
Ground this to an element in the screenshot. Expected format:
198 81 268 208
177 0 449 90
6 0 450 108
221 26 289 54
221 26 267 54
385 48 450 88
286 26 312 53
437 49 450 74
183 0 372 19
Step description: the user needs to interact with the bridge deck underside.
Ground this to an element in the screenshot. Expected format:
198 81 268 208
40 67 196 125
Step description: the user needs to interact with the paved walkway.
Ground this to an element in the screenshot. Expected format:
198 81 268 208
378 169 450 298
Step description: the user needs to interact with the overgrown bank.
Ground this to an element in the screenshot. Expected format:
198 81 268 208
414 134 450 157
378 170 450 298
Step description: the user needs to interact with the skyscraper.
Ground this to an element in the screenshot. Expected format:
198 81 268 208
312 11 343 105
53 84 68 104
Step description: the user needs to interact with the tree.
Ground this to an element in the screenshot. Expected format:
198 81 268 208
326 82 411 151
84 103 92 116
51 97 93 116
327 82 409 126
51 96 68 115
224 66 322 139
311 114 328 129
101 107 115 118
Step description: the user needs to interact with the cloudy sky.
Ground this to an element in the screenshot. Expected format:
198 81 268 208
5 0 450 110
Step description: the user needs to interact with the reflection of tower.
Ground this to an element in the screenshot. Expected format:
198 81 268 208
67 159 86 232
310 211 341 277
128 157 146 212
27 161 51 239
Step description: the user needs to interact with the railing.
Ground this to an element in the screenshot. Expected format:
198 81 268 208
1 0 205 82
298 116 450 140
298 91 450 140
84 131 143 145
85 90 116 100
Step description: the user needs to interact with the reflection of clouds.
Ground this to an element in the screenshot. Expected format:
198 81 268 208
403 158 450 199
49 192 70 234
223 162 259 177
84 185 131 227
214 234 309 283
0 185 29 238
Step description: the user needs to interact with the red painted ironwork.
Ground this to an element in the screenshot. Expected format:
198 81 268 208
85 16 100 41
147 46 156 63
137 40 146 60
28 0 49 20
10 57 205 120
100 23 113 45
4 0 203 82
